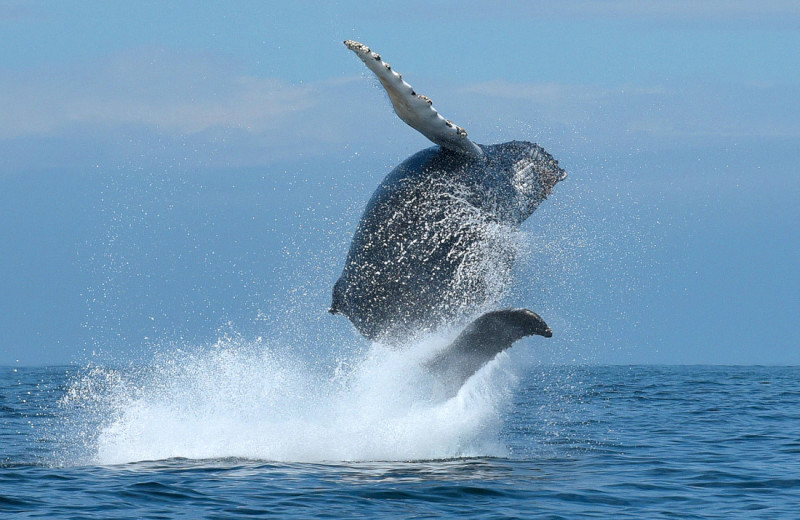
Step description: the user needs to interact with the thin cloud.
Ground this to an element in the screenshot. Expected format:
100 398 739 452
0 47 404 171
0 47 391 172
0 48 322 139
2 46 797 173
460 80 667 104
457 79 800 143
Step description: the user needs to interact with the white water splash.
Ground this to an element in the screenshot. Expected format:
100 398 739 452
62 332 515 465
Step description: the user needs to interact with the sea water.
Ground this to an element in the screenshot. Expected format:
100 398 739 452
2 362 799 518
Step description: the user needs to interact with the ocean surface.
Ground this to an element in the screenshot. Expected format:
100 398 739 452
1 363 798 518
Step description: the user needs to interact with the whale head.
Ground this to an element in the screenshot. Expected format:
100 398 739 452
486 141 567 223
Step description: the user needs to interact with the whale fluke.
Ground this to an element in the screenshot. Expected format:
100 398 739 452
344 40 484 158
425 309 551 397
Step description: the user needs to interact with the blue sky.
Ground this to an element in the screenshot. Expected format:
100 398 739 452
1 1 798 365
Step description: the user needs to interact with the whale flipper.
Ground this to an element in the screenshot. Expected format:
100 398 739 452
425 309 551 397
344 40 484 158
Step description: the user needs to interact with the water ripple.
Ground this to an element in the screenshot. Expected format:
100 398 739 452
2 365 800 518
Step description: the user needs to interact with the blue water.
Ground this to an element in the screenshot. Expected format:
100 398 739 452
2 363 799 518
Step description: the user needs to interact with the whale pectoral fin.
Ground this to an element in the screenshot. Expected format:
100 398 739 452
425 308 552 396
344 40 484 158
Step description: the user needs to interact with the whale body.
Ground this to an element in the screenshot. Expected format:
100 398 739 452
331 41 566 343
331 142 564 341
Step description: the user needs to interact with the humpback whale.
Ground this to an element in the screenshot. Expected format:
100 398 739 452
331 41 566 344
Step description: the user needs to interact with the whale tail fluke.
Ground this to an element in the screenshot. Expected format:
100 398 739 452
425 309 551 396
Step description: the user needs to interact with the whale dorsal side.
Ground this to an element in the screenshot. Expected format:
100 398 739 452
344 40 484 158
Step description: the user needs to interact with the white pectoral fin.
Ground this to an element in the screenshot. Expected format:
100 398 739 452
345 40 483 158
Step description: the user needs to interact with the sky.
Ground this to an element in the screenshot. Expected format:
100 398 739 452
1 1 798 366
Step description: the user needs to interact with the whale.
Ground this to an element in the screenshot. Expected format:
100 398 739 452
331 41 567 343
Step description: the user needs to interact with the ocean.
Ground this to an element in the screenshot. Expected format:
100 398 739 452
2 362 798 518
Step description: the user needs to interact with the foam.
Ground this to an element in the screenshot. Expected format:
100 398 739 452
61 333 514 465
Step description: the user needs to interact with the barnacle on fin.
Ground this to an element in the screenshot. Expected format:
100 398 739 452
344 39 483 157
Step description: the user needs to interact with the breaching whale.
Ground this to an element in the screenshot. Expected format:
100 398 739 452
331 41 566 346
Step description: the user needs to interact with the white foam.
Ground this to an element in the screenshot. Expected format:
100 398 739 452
63 333 514 465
